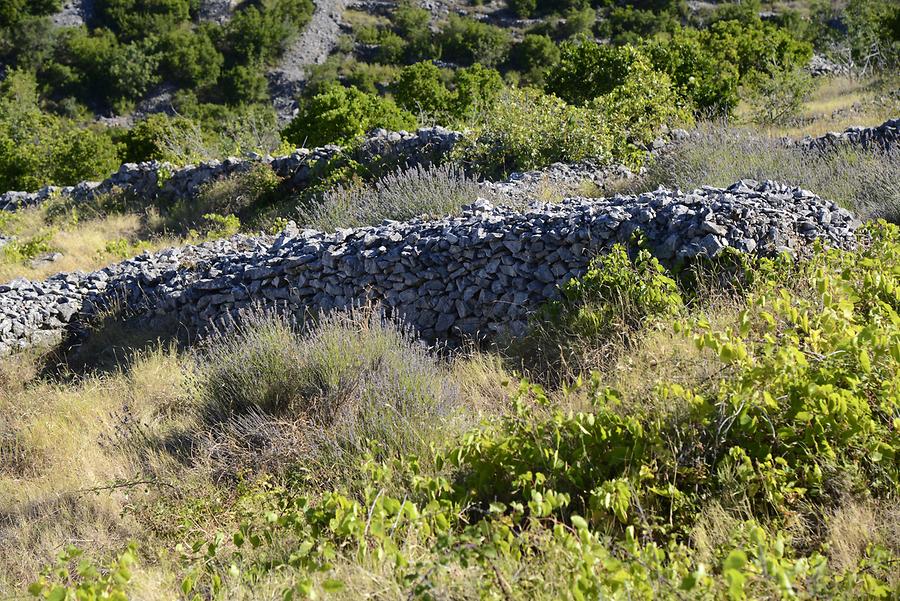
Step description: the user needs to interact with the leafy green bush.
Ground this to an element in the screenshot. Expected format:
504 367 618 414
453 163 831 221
93 0 192 40
223 0 314 66
0 70 120 191
589 50 692 150
548 244 683 340
547 37 645 106
392 61 452 118
28 544 136 601
740 65 813 126
506 0 536 19
457 87 612 176
508 34 560 85
438 15 512 68
158 25 224 89
282 85 416 147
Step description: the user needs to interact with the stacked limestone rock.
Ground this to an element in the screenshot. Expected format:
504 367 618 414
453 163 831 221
3 119 897 214
0 180 859 355
798 118 899 153
0 127 463 213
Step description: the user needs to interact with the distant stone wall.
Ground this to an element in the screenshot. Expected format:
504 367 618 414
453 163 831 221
0 127 463 213
797 118 899 153
2 119 898 214
0 180 859 355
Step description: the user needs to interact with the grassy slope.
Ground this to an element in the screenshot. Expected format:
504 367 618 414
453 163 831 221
1 82 899 599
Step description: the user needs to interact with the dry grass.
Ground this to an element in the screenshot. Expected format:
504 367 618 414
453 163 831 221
738 74 900 138
632 123 900 222
0 346 193 593
0 208 184 282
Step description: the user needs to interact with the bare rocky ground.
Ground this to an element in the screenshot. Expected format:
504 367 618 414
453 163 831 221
269 0 350 120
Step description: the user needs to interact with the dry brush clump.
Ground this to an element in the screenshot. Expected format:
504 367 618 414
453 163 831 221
193 307 468 485
298 163 501 231
633 124 900 223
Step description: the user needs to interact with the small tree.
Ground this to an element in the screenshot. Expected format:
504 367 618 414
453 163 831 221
741 65 812 126
282 85 416 147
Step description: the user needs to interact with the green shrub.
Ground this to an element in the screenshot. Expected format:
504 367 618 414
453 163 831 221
740 65 813 126
392 61 452 118
549 244 683 339
547 37 645 106
282 85 416 147
438 15 511 67
450 63 504 121
28 544 137 601
457 87 612 176
121 113 200 163
507 0 536 19
158 25 224 89
391 1 436 62
0 70 120 191
93 0 192 40
589 51 693 150
508 34 560 84
220 63 270 105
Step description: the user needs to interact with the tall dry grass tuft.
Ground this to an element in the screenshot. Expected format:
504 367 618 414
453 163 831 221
631 124 900 223
298 163 490 231
194 308 466 484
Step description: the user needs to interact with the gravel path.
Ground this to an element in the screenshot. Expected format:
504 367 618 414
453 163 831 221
269 0 349 120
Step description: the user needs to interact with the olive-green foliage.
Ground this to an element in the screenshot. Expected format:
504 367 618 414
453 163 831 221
44 27 161 109
220 63 271 105
390 1 436 62
282 85 416 148
28 544 137 601
741 66 813 126
547 38 646 106
506 0 536 19
589 52 692 149
0 70 119 191
393 61 503 124
642 19 812 115
223 0 313 66
392 61 452 118
0 0 60 26
93 0 193 40
158 25 224 89
438 15 512 68
598 3 682 46
548 244 683 340
508 34 560 84
166 228 900 600
457 86 612 176
120 113 199 163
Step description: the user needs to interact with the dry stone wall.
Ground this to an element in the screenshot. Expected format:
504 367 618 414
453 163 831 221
0 180 859 355
2 119 898 214
0 127 463 213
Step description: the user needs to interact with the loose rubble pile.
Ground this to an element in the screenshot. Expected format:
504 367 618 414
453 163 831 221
0 180 859 355
0 127 463 213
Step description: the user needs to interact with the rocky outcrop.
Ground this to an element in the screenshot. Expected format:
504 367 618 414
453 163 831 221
0 180 859 355
0 127 464 213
